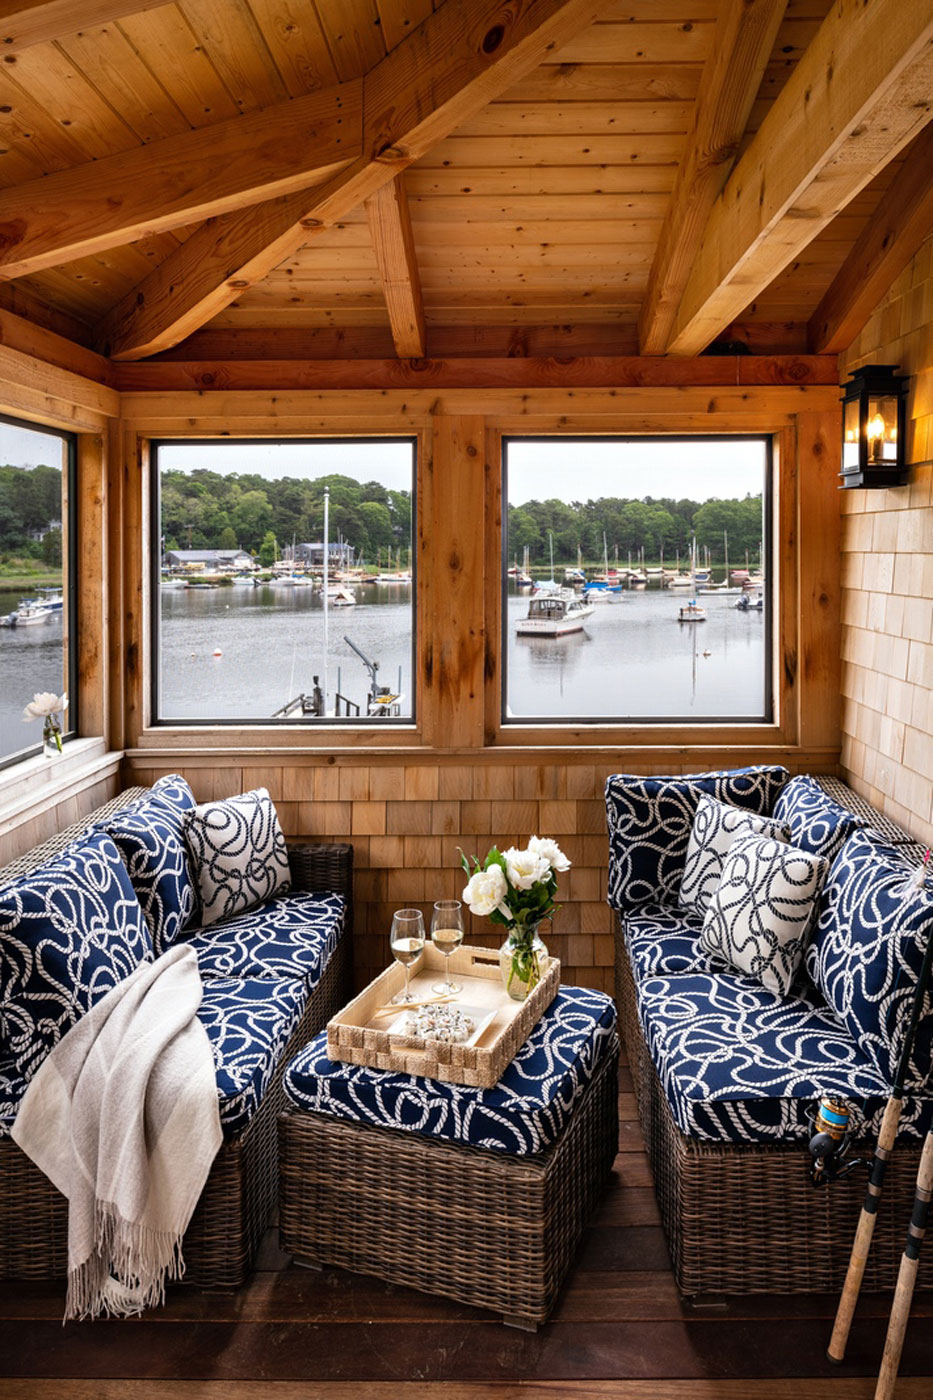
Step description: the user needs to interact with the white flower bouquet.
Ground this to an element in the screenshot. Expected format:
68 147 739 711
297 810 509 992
22 690 68 755
460 836 570 997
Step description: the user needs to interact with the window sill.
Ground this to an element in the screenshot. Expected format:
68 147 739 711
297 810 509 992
0 738 121 837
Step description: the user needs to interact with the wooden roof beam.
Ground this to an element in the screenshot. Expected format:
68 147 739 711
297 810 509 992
95 0 604 361
0 83 361 279
808 124 933 354
365 178 425 358
0 0 164 54
638 0 788 357
665 0 933 358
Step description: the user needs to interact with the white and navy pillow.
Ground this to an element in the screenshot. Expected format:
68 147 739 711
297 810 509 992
183 788 291 928
678 795 789 915
773 775 866 864
605 765 789 913
700 831 828 996
807 831 933 1089
106 776 198 954
0 830 152 1081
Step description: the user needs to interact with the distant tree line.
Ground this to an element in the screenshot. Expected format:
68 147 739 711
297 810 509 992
0 463 63 567
160 468 412 563
508 493 764 564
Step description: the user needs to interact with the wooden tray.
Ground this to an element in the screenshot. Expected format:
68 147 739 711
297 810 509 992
326 942 561 1088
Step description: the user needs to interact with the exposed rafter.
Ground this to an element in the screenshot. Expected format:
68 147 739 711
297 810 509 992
365 178 425 359
94 0 604 361
638 0 787 357
665 0 933 357
0 0 163 54
0 84 361 279
808 125 933 354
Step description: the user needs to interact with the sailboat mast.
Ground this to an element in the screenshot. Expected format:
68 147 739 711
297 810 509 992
323 487 330 712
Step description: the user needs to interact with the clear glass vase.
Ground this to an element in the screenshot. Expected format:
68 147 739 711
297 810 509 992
499 925 549 1002
42 718 62 759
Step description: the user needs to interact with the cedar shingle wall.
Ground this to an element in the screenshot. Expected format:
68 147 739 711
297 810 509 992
841 234 933 847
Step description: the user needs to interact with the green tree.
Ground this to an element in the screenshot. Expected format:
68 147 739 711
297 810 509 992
258 531 277 567
219 525 238 550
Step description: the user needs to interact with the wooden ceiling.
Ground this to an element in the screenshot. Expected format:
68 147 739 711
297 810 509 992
0 0 930 362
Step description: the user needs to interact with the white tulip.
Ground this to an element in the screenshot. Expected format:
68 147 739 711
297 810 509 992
22 691 68 722
528 835 571 873
503 846 550 890
462 865 509 917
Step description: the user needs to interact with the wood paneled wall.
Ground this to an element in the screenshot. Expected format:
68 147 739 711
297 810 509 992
840 233 933 847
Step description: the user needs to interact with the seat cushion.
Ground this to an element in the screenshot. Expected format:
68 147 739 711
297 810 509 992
807 831 933 1089
183 788 291 928
106 778 198 955
197 975 308 1137
773 775 868 864
637 971 901 1144
0 831 153 1082
185 890 344 988
624 902 730 981
283 985 618 1156
605 765 789 913
0 1056 26 1140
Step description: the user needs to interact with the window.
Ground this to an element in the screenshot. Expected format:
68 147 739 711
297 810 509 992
0 415 75 767
502 437 771 724
152 439 416 725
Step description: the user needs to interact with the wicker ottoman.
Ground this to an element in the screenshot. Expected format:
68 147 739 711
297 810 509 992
278 985 619 1329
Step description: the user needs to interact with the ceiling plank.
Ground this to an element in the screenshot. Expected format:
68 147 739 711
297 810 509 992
637 0 788 356
0 82 362 279
365 177 426 358
666 0 933 357
95 0 605 360
808 124 933 354
0 0 165 53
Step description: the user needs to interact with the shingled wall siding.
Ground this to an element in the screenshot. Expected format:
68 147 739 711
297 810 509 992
840 234 933 850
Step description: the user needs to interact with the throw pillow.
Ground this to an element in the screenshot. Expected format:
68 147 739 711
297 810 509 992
605 765 790 912
773 775 866 864
0 830 153 1081
107 780 198 955
807 830 933 1088
700 831 828 996
678 794 790 915
183 787 291 928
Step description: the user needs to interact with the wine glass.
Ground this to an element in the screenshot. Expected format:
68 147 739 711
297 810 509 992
390 908 425 1004
431 899 464 995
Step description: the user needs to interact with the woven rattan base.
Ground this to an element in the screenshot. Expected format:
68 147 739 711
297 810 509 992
615 923 933 1296
279 1045 619 1329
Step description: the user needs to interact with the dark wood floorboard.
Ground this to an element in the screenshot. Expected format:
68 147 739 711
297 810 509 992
0 1055 931 1394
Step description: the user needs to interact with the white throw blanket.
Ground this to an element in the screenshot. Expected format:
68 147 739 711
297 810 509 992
12 943 223 1321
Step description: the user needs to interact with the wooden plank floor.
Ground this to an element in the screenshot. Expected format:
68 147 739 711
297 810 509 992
1 1056 932 1399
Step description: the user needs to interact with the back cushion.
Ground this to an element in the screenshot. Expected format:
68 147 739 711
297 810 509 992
773 775 866 864
605 765 789 912
808 831 933 1088
106 774 198 955
0 831 152 1081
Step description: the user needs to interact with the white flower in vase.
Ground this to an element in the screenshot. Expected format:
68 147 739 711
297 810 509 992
22 691 68 755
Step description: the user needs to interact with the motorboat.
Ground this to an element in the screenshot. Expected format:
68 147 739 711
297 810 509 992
1 600 56 627
583 580 622 603
735 593 764 612
677 599 707 623
515 591 595 637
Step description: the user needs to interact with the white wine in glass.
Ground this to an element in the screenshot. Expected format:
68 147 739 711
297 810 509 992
431 899 464 995
390 908 425 1004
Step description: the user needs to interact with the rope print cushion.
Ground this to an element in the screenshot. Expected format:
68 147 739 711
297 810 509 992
106 776 198 955
636 971 931 1144
605 765 789 914
0 1055 26 1139
700 831 828 996
284 985 618 1155
623 902 730 980
773 774 868 863
679 794 790 916
0 830 153 1082
182 787 291 928
184 890 345 990
806 830 933 1090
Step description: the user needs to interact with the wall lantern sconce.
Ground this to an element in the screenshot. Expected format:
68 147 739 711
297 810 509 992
840 363 908 489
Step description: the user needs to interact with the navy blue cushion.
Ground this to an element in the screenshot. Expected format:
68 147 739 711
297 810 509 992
197 974 307 1137
0 1055 26 1140
635 970 928 1144
624 902 729 981
106 782 198 955
0 831 153 1082
284 985 618 1155
605 766 789 913
807 831 933 1089
185 890 345 990
773 775 867 864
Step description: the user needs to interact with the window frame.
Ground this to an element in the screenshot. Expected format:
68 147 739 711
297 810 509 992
148 435 419 730
0 412 77 772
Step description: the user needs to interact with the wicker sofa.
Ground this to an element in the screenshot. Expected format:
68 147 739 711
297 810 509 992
0 779 353 1288
607 767 933 1297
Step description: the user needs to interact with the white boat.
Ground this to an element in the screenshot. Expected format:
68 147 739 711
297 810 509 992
678 599 707 623
735 593 764 612
516 591 595 637
667 573 693 589
327 586 356 607
583 580 622 603
374 571 412 584
4 600 56 626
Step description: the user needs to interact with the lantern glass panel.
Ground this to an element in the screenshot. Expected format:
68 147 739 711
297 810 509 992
843 396 861 472
867 393 899 462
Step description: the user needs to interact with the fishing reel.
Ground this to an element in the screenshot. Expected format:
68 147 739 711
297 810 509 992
807 1097 866 1187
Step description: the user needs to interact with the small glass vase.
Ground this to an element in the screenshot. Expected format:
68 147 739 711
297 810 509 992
499 925 549 1003
42 718 62 759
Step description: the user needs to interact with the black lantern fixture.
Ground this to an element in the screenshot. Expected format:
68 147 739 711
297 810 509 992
840 364 909 489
